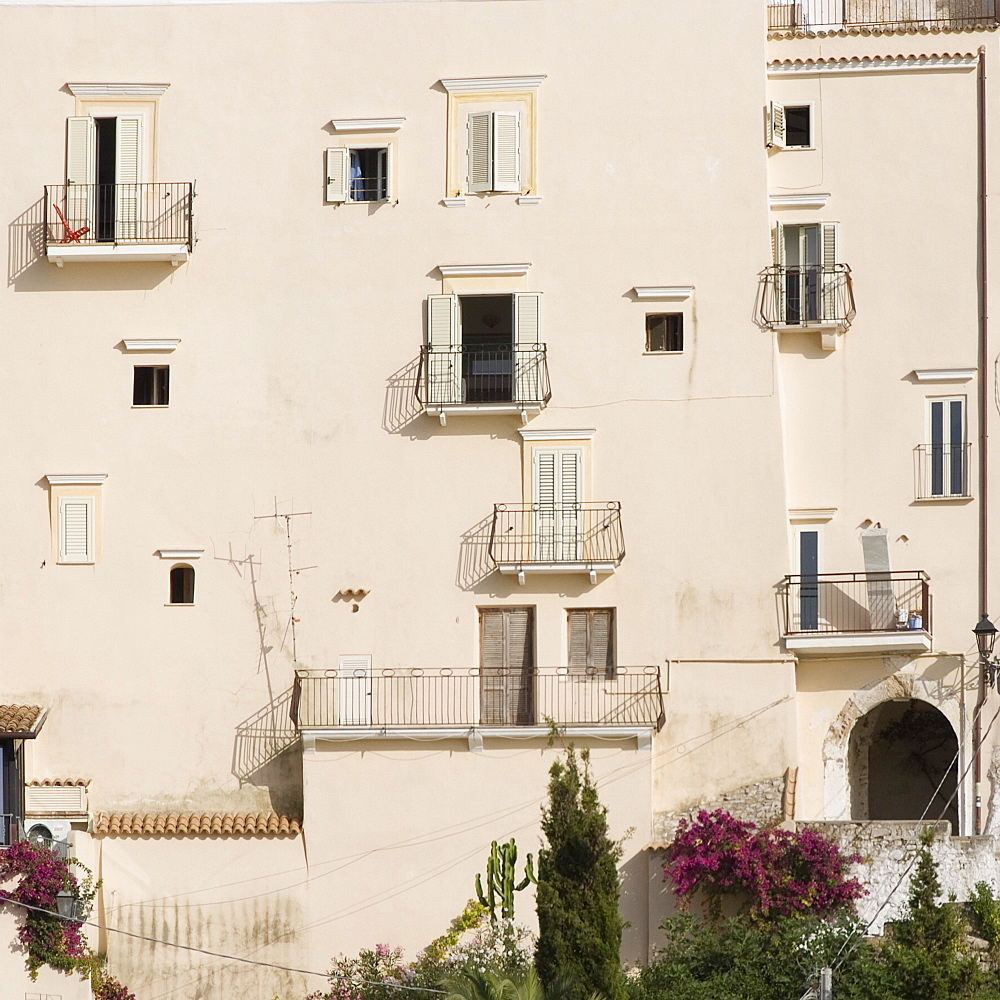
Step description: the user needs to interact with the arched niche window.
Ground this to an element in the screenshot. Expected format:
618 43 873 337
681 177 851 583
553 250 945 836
169 564 195 605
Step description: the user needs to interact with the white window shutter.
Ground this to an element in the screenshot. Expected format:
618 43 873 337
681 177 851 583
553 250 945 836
820 222 838 267
533 450 557 562
820 222 839 320
559 450 582 561
468 113 492 193
513 293 541 346
772 222 786 325
427 294 461 404
59 498 93 564
66 117 95 186
115 117 142 241
325 148 349 203
384 143 394 203
768 102 786 148
513 293 542 403
337 655 371 726
491 113 520 193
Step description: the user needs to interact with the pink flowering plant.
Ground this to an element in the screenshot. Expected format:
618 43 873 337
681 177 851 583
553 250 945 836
662 809 864 923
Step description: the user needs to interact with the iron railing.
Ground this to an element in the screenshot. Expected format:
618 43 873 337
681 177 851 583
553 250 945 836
44 183 194 248
291 666 664 729
758 264 856 330
768 0 997 31
416 346 551 407
915 443 972 499
783 571 931 635
489 502 625 567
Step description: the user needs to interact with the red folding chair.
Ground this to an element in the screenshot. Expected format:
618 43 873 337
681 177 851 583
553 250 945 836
52 204 90 244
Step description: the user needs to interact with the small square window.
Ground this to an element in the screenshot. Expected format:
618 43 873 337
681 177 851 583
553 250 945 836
645 314 683 353
133 366 169 406
785 106 811 147
349 148 388 202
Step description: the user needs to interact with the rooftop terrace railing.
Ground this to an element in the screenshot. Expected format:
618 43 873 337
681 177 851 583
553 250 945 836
768 0 998 31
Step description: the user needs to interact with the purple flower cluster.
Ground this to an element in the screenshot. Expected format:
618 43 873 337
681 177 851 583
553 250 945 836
662 809 865 922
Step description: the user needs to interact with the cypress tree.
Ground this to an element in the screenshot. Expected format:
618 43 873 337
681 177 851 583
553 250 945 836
535 745 624 1000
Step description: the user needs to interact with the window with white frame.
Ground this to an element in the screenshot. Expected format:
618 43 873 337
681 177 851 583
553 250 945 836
46 475 106 565
920 397 969 498
467 111 520 194
326 146 393 203
768 102 812 148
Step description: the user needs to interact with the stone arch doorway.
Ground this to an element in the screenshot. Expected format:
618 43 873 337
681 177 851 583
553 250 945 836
848 699 959 831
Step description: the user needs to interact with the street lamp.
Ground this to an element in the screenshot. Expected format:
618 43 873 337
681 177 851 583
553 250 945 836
974 614 1000 688
55 890 79 922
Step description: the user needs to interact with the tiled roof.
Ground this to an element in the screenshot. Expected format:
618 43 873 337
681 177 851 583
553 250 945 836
28 778 90 787
93 811 302 838
769 24 997 39
0 705 44 735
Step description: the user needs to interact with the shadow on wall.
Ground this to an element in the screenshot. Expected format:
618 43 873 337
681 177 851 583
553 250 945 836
8 198 45 282
232 687 303 815
457 513 496 590
382 356 423 433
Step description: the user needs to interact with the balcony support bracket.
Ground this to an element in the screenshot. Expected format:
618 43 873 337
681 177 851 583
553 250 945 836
439 412 447 427
468 729 484 753
589 569 598 585
302 734 317 756
636 730 652 752
517 570 526 586
520 408 528 425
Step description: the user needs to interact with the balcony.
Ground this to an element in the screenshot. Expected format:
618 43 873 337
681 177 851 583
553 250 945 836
782 571 932 655
757 265 855 349
416 346 551 424
44 183 194 265
915 443 972 500
768 0 997 32
291 666 665 734
0 814 18 847
489 502 625 584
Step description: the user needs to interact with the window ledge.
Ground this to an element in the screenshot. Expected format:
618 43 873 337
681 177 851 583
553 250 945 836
164 603 196 607
643 351 684 356
913 495 974 503
131 405 168 410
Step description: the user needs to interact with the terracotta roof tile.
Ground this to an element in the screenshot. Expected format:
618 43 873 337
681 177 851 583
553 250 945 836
769 24 997 39
92 811 301 838
0 705 44 734
27 778 90 787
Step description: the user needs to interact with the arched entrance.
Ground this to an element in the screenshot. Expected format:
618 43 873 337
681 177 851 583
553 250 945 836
848 699 958 831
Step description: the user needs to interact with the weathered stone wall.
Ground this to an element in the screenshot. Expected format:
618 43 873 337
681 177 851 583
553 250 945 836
652 776 787 843
800 821 1000 933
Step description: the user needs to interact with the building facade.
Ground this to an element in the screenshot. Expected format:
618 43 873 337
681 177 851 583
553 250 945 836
0 0 998 996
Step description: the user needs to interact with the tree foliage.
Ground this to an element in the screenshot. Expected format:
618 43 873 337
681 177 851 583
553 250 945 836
535 746 624 1000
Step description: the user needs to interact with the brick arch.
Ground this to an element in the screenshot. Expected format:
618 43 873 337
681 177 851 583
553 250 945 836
821 671 963 825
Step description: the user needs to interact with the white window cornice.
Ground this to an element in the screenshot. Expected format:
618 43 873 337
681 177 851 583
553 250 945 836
769 193 831 210
123 339 180 353
632 286 694 302
67 82 170 98
330 118 405 133
46 474 108 486
157 549 204 560
440 75 546 94
913 368 977 383
519 428 596 441
788 508 837 523
438 263 530 278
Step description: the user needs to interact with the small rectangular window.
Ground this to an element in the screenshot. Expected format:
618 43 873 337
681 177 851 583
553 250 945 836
785 106 811 147
133 366 169 406
568 608 615 678
349 148 388 202
58 496 94 564
645 314 683 353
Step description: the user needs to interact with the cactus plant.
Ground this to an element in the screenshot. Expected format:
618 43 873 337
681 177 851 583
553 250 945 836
475 838 536 924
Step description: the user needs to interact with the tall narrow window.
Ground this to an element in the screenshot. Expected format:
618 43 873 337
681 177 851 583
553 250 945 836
133 366 169 406
479 607 534 726
798 530 819 631
927 397 968 498
568 609 616 678
467 112 520 194
169 564 195 604
58 497 94 564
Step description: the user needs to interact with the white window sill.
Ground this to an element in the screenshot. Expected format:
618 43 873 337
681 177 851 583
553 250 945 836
131 405 169 410
57 561 95 566
164 603 196 607
643 351 684 356
913 495 974 503
778 145 816 152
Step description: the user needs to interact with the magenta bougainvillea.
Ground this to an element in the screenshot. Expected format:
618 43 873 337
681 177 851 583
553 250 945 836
662 809 865 923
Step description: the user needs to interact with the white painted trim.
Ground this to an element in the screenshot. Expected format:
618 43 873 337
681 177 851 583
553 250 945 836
425 403 543 422
438 262 531 278
123 339 180 353
440 75 546 93
632 286 694 301
768 55 978 78
913 368 976 383
496 561 617 580
157 549 204 560
67 82 170 97
786 631 932 655
517 196 543 206
46 474 107 486
769 193 831 210
788 508 837 522
330 118 405 132
48 245 189 266
303 725 651 743
441 198 467 208
519 428 596 441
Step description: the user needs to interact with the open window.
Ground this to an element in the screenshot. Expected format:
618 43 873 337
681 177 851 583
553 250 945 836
768 102 811 148
326 146 393 203
133 365 169 406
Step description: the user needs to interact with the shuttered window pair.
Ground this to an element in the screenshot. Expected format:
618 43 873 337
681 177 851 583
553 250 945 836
467 112 520 194
479 607 534 726
58 497 94 564
568 609 615 677
772 222 840 325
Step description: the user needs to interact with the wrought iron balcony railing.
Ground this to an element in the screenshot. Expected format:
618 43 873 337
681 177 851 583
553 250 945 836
489 502 625 569
757 265 856 330
915 443 971 499
782 571 931 635
416 346 551 408
44 183 194 248
291 666 664 730
768 0 998 31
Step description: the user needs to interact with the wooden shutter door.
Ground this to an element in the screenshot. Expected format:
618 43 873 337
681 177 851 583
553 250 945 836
325 148 349 203
65 117 95 233
513 293 541 403
468 113 492 193
480 608 534 726
427 295 461 403
115 117 142 241
59 498 93 564
491 113 520 193
337 655 372 726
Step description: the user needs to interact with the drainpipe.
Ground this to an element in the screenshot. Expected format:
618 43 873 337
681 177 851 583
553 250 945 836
975 45 989 835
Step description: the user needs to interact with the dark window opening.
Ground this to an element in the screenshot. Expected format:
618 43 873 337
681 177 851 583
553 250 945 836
133 366 170 406
349 148 388 202
785 106 811 147
646 314 683 353
95 117 117 242
0 740 25 846
170 565 195 604
460 294 515 402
